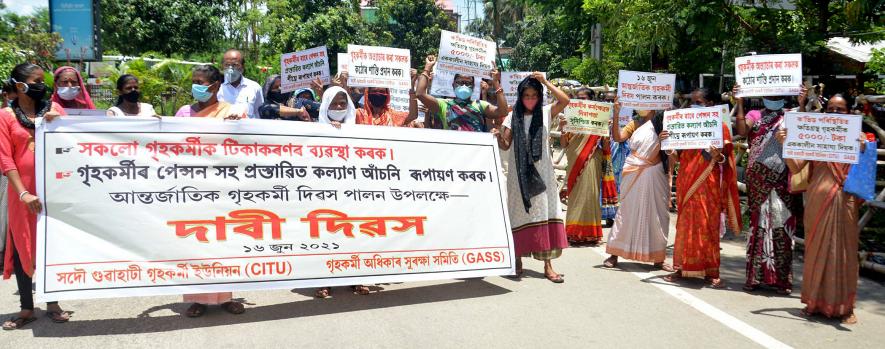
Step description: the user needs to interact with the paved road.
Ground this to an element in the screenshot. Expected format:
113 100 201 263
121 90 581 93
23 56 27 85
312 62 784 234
2 214 884 348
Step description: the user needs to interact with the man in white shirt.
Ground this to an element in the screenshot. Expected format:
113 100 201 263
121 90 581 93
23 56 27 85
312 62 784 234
217 49 264 118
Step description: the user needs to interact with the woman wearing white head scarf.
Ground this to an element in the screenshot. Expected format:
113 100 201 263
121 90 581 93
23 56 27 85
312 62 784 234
318 86 357 126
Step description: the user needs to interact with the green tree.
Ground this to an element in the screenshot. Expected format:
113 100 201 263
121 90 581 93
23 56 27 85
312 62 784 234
261 0 378 72
0 7 61 70
99 0 225 56
373 0 456 67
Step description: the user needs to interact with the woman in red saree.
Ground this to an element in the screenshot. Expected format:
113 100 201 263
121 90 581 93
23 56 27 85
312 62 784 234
779 94 864 324
663 89 742 288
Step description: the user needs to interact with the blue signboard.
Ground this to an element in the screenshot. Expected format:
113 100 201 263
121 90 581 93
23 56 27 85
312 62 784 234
49 0 101 61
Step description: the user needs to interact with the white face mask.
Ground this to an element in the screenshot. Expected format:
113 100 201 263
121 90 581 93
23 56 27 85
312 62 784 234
57 86 81 101
327 108 348 121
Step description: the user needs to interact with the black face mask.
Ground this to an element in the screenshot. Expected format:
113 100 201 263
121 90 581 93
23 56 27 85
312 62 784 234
267 90 289 104
24 82 47 101
367 93 387 108
121 90 141 103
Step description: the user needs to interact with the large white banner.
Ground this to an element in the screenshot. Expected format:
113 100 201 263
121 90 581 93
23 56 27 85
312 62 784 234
734 54 802 97
35 117 514 301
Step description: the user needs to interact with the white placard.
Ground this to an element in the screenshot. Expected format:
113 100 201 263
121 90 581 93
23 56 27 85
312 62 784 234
436 30 496 79
501 72 548 106
661 106 724 150
783 112 862 164
280 46 331 93
734 54 802 97
347 45 412 90
616 70 676 110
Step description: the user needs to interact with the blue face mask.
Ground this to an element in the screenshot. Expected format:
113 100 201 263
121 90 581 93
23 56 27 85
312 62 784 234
192 83 214 102
690 104 704 108
763 98 785 111
454 85 473 100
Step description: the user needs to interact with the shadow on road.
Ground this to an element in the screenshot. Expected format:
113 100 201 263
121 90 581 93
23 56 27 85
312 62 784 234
21 279 511 338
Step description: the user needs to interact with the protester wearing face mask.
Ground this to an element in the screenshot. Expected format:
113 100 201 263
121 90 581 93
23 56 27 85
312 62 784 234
216 49 263 119
1 63 69 330
493 73 570 283
353 86 418 127
661 87 741 289
557 88 617 246
175 65 246 120
257 75 310 121
415 55 508 131
174 64 245 318
777 92 868 325
733 84 804 295
107 74 156 117
50 66 95 110
318 86 357 128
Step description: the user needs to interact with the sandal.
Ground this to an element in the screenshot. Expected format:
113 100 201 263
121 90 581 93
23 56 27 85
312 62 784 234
46 310 70 323
220 301 245 315
315 287 331 299
545 273 565 284
841 313 857 325
799 307 813 317
655 263 675 272
185 303 208 318
776 288 792 295
351 285 370 295
708 278 725 289
742 284 757 293
603 256 618 268
662 271 682 282
2 317 37 330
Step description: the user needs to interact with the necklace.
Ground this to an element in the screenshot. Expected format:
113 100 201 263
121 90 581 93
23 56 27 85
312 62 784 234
11 100 49 129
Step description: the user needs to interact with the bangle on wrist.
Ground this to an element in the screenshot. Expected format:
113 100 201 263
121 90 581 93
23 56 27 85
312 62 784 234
716 155 726 164
19 191 29 201
495 88 503 94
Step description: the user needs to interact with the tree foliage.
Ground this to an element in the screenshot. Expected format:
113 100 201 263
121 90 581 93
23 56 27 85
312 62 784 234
373 0 456 68
99 0 225 56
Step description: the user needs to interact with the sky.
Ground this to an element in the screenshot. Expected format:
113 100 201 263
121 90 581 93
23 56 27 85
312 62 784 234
4 0 484 18
2 0 46 15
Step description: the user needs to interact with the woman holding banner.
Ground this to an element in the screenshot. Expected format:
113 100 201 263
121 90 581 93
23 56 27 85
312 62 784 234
178 65 246 317
558 88 617 246
493 73 569 283
257 75 311 121
313 85 375 297
176 65 247 120
661 89 741 288
777 94 864 324
602 103 671 270
415 55 508 132
1 63 70 329
51 66 95 111
733 85 803 295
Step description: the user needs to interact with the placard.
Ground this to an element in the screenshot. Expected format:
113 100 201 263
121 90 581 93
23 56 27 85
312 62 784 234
563 100 612 136
501 72 548 106
35 117 514 301
616 70 676 110
428 69 481 101
347 45 412 89
661 106 724 150
783 112 862 164
734 54 802 97
436 30 496 79
280 46 331 93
